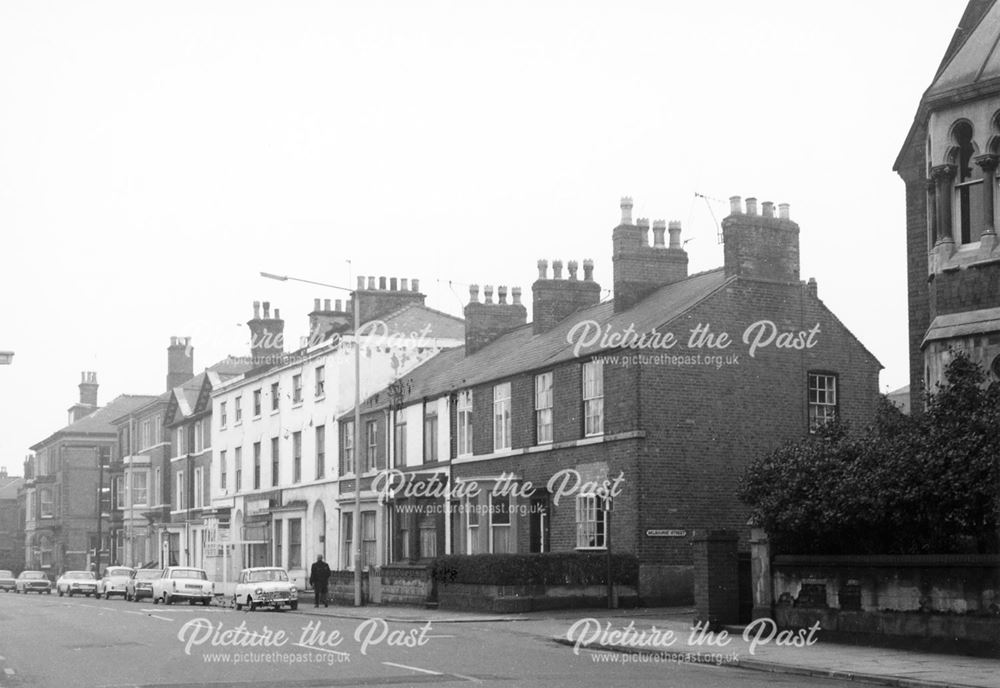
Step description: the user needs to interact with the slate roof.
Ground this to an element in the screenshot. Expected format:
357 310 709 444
927 0 1000 98
0 476 23 500
31 394 162 449
349 268 731 416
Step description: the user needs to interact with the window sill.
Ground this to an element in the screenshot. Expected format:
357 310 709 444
315 394 326 402
575 546 608 552
453 430 645 465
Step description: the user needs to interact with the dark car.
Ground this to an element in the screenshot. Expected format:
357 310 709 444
0 569 16 592
126 569 162 602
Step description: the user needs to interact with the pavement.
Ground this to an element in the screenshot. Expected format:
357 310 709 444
288 602 1000 688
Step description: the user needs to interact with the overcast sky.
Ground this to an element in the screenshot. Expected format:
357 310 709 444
0 1 965 475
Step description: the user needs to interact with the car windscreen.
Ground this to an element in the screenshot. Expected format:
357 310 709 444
136 570 162 580
106 568 131 577
65 572 95 580
21 572 46 579
248 569 288 583
170 569 207 580
0 571 12 577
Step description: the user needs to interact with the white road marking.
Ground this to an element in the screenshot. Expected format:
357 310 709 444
292 643 351 658
4 667 14 676
100 606 116 611
149 614 173 622
382 661 442 676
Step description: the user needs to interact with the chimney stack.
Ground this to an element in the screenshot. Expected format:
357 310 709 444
612 197 689 312
79 371 99 406
722 195 800 283
167 337 194 391
805 277 818 299
308 297 351 344
354 274 426 323
248 301 285 363
533 257 602 334
464 283 527 355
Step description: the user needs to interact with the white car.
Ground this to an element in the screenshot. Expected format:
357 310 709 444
96 566 133 599
55 571 96 597
151 566 213 606
16 570 52 594
234 567 298 611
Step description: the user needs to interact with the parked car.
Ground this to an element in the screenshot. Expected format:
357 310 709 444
151 567 213 606
234 567 298 611
96 566 134 599
15 570 52 594
55 570 97 597
0 570 16 592
126 568 162 602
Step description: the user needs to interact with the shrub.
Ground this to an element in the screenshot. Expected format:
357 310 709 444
432 553 639 586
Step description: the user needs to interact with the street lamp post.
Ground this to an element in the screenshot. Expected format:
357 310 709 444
261 271 364 607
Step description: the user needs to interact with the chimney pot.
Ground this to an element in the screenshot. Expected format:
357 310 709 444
498 285 508 304
620 196 634 225
366 276 375 289
537 259 548 279
668 220 682 249
400 278 408 291
778 203 791 220
484 285 494 304
567 260 579 280
264 301 272 318
379 276 387 290
552 259 563 279
762 201 774 218
324 298 331 311
334 299 341 311
357 276 365 290
411 278 420 292
652 220 666 247
746 197 758 215
274 308 280 320
314 298 321 311
511 287 522 305
390 277 398 291
806 277 818 298
469 284 480 303
583 259 594 281
253 301 261 319
729 196 742 215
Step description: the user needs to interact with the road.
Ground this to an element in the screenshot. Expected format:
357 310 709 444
0 592 850 688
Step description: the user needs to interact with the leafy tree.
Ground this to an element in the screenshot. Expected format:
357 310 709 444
738 352 1000 554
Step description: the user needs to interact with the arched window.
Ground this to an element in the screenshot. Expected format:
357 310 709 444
951 121 984 244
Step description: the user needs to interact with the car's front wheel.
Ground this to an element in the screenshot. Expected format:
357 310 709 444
164 593 173 605
290 601 298 611
247 596 256 612
235 596 243 611
202 597 210 606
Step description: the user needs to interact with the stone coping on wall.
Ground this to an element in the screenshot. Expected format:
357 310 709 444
774 554 1000 568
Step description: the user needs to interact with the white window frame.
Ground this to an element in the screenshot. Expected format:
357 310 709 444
466 495 481 554
315 365 326 398
575 494 607 550
154 467 162 505
343 421 355 475
456 390 473 457
583 360 604 437
219 449 227 491
493 382 512 451
194 467 204 509
292 374 303 404
808 372 838 432
219 401 227 428
488 492 511 553
535 372 553 444
253 389 262 417
176 470 186 511
132 470 148 507
115 476 125 510
234 396 243 424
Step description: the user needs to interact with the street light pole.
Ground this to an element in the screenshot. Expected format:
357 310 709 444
261 271 364 607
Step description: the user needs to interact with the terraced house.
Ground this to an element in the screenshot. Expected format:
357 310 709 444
210 285 463 592
342 196 882 605
23 373 157 573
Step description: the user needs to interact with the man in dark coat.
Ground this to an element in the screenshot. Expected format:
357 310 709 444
309 555 331 607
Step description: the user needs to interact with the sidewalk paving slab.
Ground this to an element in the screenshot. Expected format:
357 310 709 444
289 604 998 688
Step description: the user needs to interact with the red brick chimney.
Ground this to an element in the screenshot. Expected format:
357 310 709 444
532 258 602 333
166 337 194 391
68 371 99 423
247 301 285 363
612 197 689 312
353 276 425 324
464 284 527 355
722 196 800 283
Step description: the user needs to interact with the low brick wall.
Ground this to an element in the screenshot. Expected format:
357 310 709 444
326 570 370 604
437 582 638 613
372 564 434 606
771 554 1000 653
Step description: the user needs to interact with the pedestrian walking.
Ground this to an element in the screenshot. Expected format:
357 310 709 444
309 555 331 608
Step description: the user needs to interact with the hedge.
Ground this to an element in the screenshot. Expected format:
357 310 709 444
432 553 639 586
